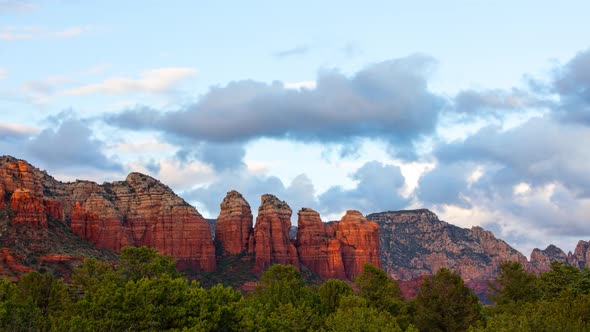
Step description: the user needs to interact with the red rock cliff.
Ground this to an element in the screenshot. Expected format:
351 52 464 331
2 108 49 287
215 191 253 255
295 208 346 279
70 172 216 272
249 194 298 272
9 189 47 227
335 210 382 278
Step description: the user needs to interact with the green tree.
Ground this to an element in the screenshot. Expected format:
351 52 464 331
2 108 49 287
354 263 404 314
538 261 582 299
415 268 482 332
118 245 179 281
324 295 403 332
488 261 538 306
241 264 322 331
318 279 354 314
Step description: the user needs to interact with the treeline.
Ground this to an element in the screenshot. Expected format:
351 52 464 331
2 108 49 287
0 247 589 331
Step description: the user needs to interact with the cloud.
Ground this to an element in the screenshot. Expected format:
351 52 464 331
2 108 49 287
0 0 36 14
106 54 445 160
64 67 197 96
25 118 122 171
318 161 409 215
0 121 37 140
0 26 86 40
452 88 541 115
0 68 6 80
274 45 310 58
551 48 590 124
194 142 246 171
434 117 590 195
284 80 316 89
414 111 590 252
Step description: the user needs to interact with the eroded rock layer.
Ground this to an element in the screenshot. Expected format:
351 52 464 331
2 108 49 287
249 194 299 272
0 156 216 272
215 191 253 255
295 208 346 279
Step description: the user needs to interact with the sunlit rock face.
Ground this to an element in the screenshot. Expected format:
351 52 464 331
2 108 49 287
215 190 253 255
249 194 299 272
69 172 216 272
0 156 216 272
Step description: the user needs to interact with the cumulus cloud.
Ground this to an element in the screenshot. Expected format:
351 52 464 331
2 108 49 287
106 54 445 160
552 48 590 124
318 161 409 215
64 67 197 96
434 117 590 195
25 118 122 171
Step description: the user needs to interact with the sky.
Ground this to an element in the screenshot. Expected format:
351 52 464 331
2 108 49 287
2 0 590 256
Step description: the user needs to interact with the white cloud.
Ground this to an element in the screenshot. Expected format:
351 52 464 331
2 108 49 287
0 121 38 136
63 67 197 96
0 26 87 41
284 80 316 89
0 68 6 80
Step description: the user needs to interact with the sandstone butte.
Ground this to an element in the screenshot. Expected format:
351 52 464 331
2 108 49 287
249 194 299 272
0 156 216 272
215 190 253 255
296 207 381 279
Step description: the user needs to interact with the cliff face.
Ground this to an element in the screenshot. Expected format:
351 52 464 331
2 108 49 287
0 156 216 272
249 194 299 272
570 240 590 269
529 244 569 272
368 209 528 282
335 210 382 278
68 172 216 271
296 208 346 279
215 191 253 255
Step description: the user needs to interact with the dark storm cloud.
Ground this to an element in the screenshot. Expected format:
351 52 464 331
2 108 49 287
552 48 590 124
106 54 446 160
183 172 317 219
318 161 409 215
273 45 310 58
26 118 122 171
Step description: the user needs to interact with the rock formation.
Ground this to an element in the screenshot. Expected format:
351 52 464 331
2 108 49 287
249 194 299 272
296 208 346 279
0 156 216 272
335 210 382 277
368 209 528 282
9 188 47 227
568 240 590 269
295 208 381 279
529 244 569 272
215 191 253 255
69 172 216 272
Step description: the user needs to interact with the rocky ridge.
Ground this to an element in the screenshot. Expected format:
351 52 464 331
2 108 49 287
0 156 216 272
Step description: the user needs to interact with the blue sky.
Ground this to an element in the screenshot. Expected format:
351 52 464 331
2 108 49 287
2 0 590 255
